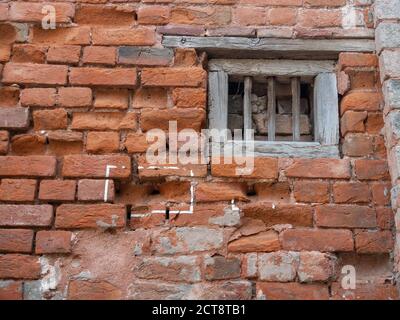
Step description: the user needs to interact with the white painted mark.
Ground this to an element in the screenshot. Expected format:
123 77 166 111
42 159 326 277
104 165 117 202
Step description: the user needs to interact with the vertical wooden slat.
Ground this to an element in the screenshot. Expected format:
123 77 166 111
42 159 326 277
291 77 301 141
243 76 252 140
267 77 276 141
208 71 228 130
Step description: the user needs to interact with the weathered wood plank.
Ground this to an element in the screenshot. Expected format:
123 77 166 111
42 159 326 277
208 71 228 130
267 77 276 141
209 59 335 76
243 76 252 140
162 36 375 53
291 77 301 141
314 73 339 145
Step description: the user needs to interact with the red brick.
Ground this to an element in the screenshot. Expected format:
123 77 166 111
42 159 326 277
333 182 370 203
0 3 8 21
0 108 29 129
138 6 170 25
376 207 394 230
0 281 22 300
68 280 122 300
341 111 367 136
340 91 381 115
82 46 116 65
0 229 33 253
331 283 399 300
35 230 72 254
256 282 329 300
94 89 128 110
0 204 53 227
33 108 68 130
298 252 336 283
293 181 329 203
12 44 46 63
171 6 231 26
0 156 56 177
11 134 46 155
285 159 351 179
243 202 313 227
75 5 134 26
47 45 81 64
342 134 374 157
315 205 376 228
212 157 278 179
282 228 354 252
0 86 19 107
141 108 205 132
0 254 40 279
366 113 384 134
55 204 126 229
31 26 91 45
69 67 137 87
339 53 378 69
9 2 74 23
77 179 115 202
347 70 376 90
299 9 341 28
205 256 240 280
20 88 57 107
141 67 206 87
0 179 36 202
0 131 8 155
39 180 76 201
58 87 92 108
92 27 156 46
71 112 137 131
254 182 291 203
138 158 207 179
86 131 120 154
132 88 167 109
124 133 150 153
305 0 346 6
233 7 266 26
0 44 11 62
355 230 393 253
2 63 68 85
354 159 390 180
172 88 206 109
268 8 297 26
371 182 391 206
62 155 131 178
228 230 280 253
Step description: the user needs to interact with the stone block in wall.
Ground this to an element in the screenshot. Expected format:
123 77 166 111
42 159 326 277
376 23 400 53
384 79 400 110
385 111 400 148
379 49 400 81
374 0 400 22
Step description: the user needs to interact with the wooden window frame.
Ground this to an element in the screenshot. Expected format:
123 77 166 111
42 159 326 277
208 59 340 159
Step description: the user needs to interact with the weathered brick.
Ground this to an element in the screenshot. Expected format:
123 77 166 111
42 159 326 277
293 181 329 203
228 230 280 253
331 282 399 300
339 53 378 69
141 108 205 131
141 67 206 87
68 280 122 300
258 251 299 282
0 254 40 279
305 0 346 7
376 207 394 230
20 88 57 107
0 108 29 130
0 86 19 107
233 7 267 26
0 281 23 300
340 91 381 114
33 108 68 130
94 89 129 110
254 182 291 203
243 203 313 227
62 155 131 178
315 205 376 228
75 4 135 26
268 8 297 26
0 179 36 202
86 131 120 154
366 113 384 134
47 45 81 64
118 47 173 66
39 180 76 202
256 282 329 300
204 256 241 280
212 157 278 179
12 44 47 63
55 204 126 229
0 204 53 227
69 67 137 87
58 87 92 108
82 46 116 65
0 229 33 253
31 26 91 45
196 182 248 202
72 112 137 131
92 27 156 46
354 159 390 180
77 179 115 202
124 133 150 153
285 159 351 179
371 182 391 206
281 228 354 252
299 9 341 28
11 134 46 155
138 6 170 25
171 6 231 26
2 63 68 85
135 256 201 282
298 251 336 283
35 230 72 254
0 156 56 177
157 25 205 36
172 88 206 109
355 230 393 253
9 2 74 23
341 111 367 136
333 182 370 203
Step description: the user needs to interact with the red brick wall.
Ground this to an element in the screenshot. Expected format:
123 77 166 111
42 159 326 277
0 0 398 300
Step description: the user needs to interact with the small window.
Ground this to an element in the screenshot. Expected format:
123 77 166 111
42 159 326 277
208 59 340 158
